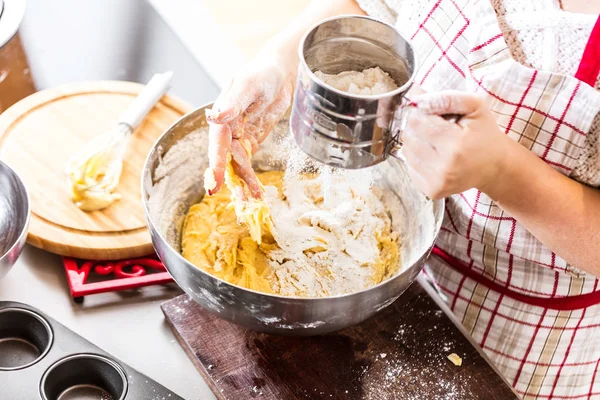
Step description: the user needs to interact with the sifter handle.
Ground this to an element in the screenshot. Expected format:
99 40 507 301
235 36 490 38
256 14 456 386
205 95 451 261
389 106 462 158
441 113 462 124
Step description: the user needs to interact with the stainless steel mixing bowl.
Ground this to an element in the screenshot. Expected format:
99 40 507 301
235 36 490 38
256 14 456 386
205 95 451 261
0 159 30 280
142 103 443 335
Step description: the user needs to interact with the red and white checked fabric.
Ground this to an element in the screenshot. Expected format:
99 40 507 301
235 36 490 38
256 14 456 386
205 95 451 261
353 0 600 398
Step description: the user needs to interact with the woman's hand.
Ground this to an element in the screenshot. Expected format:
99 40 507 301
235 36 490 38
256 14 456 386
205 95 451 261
202 0 367 198
203 0 367 199
205 50 295 198
402 91 515 200
402 93 600 273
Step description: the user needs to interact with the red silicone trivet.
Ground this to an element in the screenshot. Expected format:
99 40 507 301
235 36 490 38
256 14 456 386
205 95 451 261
62 255 173 303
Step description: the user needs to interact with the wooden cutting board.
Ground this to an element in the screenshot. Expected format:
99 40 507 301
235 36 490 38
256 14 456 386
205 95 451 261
0 81 192 260
161 279 519 400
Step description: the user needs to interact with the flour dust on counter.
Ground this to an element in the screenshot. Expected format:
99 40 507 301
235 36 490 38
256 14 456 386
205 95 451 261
161 283 519 400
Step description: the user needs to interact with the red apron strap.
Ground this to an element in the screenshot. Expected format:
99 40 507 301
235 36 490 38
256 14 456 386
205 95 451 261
432 246 600 310
575 15 600 87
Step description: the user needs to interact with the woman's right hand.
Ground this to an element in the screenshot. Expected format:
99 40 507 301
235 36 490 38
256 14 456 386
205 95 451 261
204 50 295 199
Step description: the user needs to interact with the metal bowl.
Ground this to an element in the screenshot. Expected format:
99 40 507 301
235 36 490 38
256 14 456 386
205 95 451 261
0 159 30 280
142 103 443 335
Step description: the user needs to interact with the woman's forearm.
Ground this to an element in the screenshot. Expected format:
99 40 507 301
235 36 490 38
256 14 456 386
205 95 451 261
403 90 600 276
485 139 600 275
262 0 366 72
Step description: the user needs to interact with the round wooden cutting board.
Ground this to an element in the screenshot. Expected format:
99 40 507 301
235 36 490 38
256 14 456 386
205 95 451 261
0 81 192 260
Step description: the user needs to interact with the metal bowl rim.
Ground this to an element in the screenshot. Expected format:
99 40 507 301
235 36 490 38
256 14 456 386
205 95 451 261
0 159 31 264
141 103 444 302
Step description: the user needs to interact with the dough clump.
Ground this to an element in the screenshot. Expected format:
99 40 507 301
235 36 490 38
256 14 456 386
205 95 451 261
182 169 401 297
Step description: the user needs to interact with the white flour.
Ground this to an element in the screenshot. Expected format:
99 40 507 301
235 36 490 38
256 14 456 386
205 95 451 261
265 164 396 297
314 67 398 95
251 133 398 297
149 128 209 250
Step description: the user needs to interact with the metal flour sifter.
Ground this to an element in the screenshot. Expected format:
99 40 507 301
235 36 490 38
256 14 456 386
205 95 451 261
290 15 457 169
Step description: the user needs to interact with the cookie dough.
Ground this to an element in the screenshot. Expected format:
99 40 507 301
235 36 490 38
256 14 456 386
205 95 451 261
182 170 401 297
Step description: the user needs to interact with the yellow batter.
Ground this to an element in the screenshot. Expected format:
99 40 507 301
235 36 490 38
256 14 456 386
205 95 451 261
66 139 123 212
182 169 401 296
182 171 283 293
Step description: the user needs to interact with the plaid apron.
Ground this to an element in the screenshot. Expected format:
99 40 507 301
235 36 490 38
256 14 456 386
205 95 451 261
395 0 600 398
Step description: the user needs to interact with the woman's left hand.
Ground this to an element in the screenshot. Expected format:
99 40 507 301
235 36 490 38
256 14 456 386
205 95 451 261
402 90 515 200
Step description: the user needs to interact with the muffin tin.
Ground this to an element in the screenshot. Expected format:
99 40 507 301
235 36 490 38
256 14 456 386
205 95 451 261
0 301 184 400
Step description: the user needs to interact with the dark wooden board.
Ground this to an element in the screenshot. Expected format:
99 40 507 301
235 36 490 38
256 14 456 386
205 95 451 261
161 280 518 400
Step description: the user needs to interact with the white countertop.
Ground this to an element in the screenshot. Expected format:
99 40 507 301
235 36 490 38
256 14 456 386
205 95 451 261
0 246 216 400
